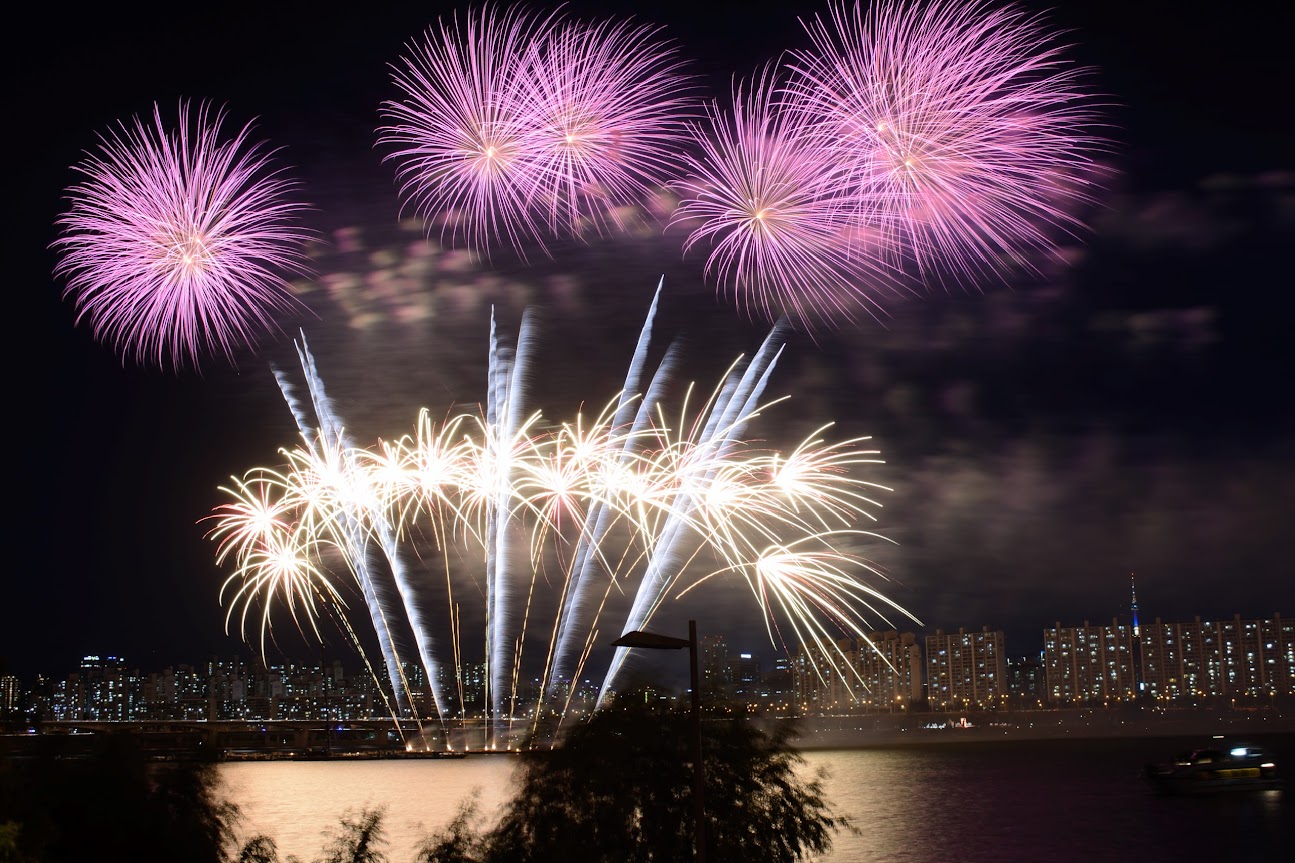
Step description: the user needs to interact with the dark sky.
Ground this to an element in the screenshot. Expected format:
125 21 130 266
8 1 1292 684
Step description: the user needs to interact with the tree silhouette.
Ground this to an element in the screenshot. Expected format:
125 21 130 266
422 700 851 863
0 736 238 863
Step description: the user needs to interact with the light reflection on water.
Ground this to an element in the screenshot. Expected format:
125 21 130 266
222 756 517 862
222 737 1293 862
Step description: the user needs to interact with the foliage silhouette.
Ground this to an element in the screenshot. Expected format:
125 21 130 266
421 700 851 863
0 735 238 863
318 808 390 863
415 795 488 863
1 705 847 863
236 835 285 863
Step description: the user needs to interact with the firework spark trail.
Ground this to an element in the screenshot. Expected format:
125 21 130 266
207 464 409 734
546 283 664 692
672 65 902 330
598 322 789 705
271 348 413 714
697 535 916 698
54 100 312 372
379 5 560 259
484 309 542 728
380 6 696 258
211 483 339 658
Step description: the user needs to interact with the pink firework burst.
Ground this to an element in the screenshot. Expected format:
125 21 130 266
785 0 1110 282
379 4 557 259
515 15 697 239
671 64 903 328
54 101 312 373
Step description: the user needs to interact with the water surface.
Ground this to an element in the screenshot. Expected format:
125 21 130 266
221 735 1294 861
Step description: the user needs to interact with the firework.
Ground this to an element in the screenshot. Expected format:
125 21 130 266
209 466 346 660
785 0 1108 281
515 15 696 238
208 288 917 743
380 6 695 258
276 336 448 719
53 101 312 372
379 5 557 258
671 65 903 329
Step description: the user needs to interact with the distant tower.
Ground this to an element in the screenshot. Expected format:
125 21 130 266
1130 573 1144 693
1130 572 1140 637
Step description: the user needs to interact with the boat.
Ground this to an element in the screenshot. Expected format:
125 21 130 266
1143 740 1282 795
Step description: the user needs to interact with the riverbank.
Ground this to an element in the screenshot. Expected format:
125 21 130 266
790 706 1295 749
6 706 1292 759
220 748 470 762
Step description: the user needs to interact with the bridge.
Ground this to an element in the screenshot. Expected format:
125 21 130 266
4 717 551 758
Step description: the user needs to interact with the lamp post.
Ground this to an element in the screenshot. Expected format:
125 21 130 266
612 620 706 863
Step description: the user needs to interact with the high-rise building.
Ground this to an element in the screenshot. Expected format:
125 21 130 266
793 631 924 713
0 675 20 716
793 638 853 712
853 631 923 710
457 661 488 715
925 627 1007 710
728 653 761 700
1043 620 1136 704
76 655 130 721
1006 654 1046 707
700 634 729 695
1140 614 1293 699
758 656 795 712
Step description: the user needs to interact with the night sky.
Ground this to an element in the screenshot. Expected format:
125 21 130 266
8 1 1292 684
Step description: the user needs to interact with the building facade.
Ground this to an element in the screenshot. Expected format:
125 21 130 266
1043 620 1137 704
925 627 1007 710
795 631 924 713
1139 614 1294 700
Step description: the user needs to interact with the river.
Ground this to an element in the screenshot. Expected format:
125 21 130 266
219 733 1293 862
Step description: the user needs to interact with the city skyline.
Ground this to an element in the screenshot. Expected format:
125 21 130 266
10 603 1288 693
12 609 1290 729
10 1 1293 687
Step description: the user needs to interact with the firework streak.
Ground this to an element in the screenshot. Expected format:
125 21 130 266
207 285 917 744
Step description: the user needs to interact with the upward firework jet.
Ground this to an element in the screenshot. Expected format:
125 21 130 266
273 337 448 720
209 285 918 747
597 318 791 704
54 100 312 372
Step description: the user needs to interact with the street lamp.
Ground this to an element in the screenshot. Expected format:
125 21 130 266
612 620 706 863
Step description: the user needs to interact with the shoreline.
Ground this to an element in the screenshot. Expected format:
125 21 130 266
790 708 1295 750
6 708 1293 760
